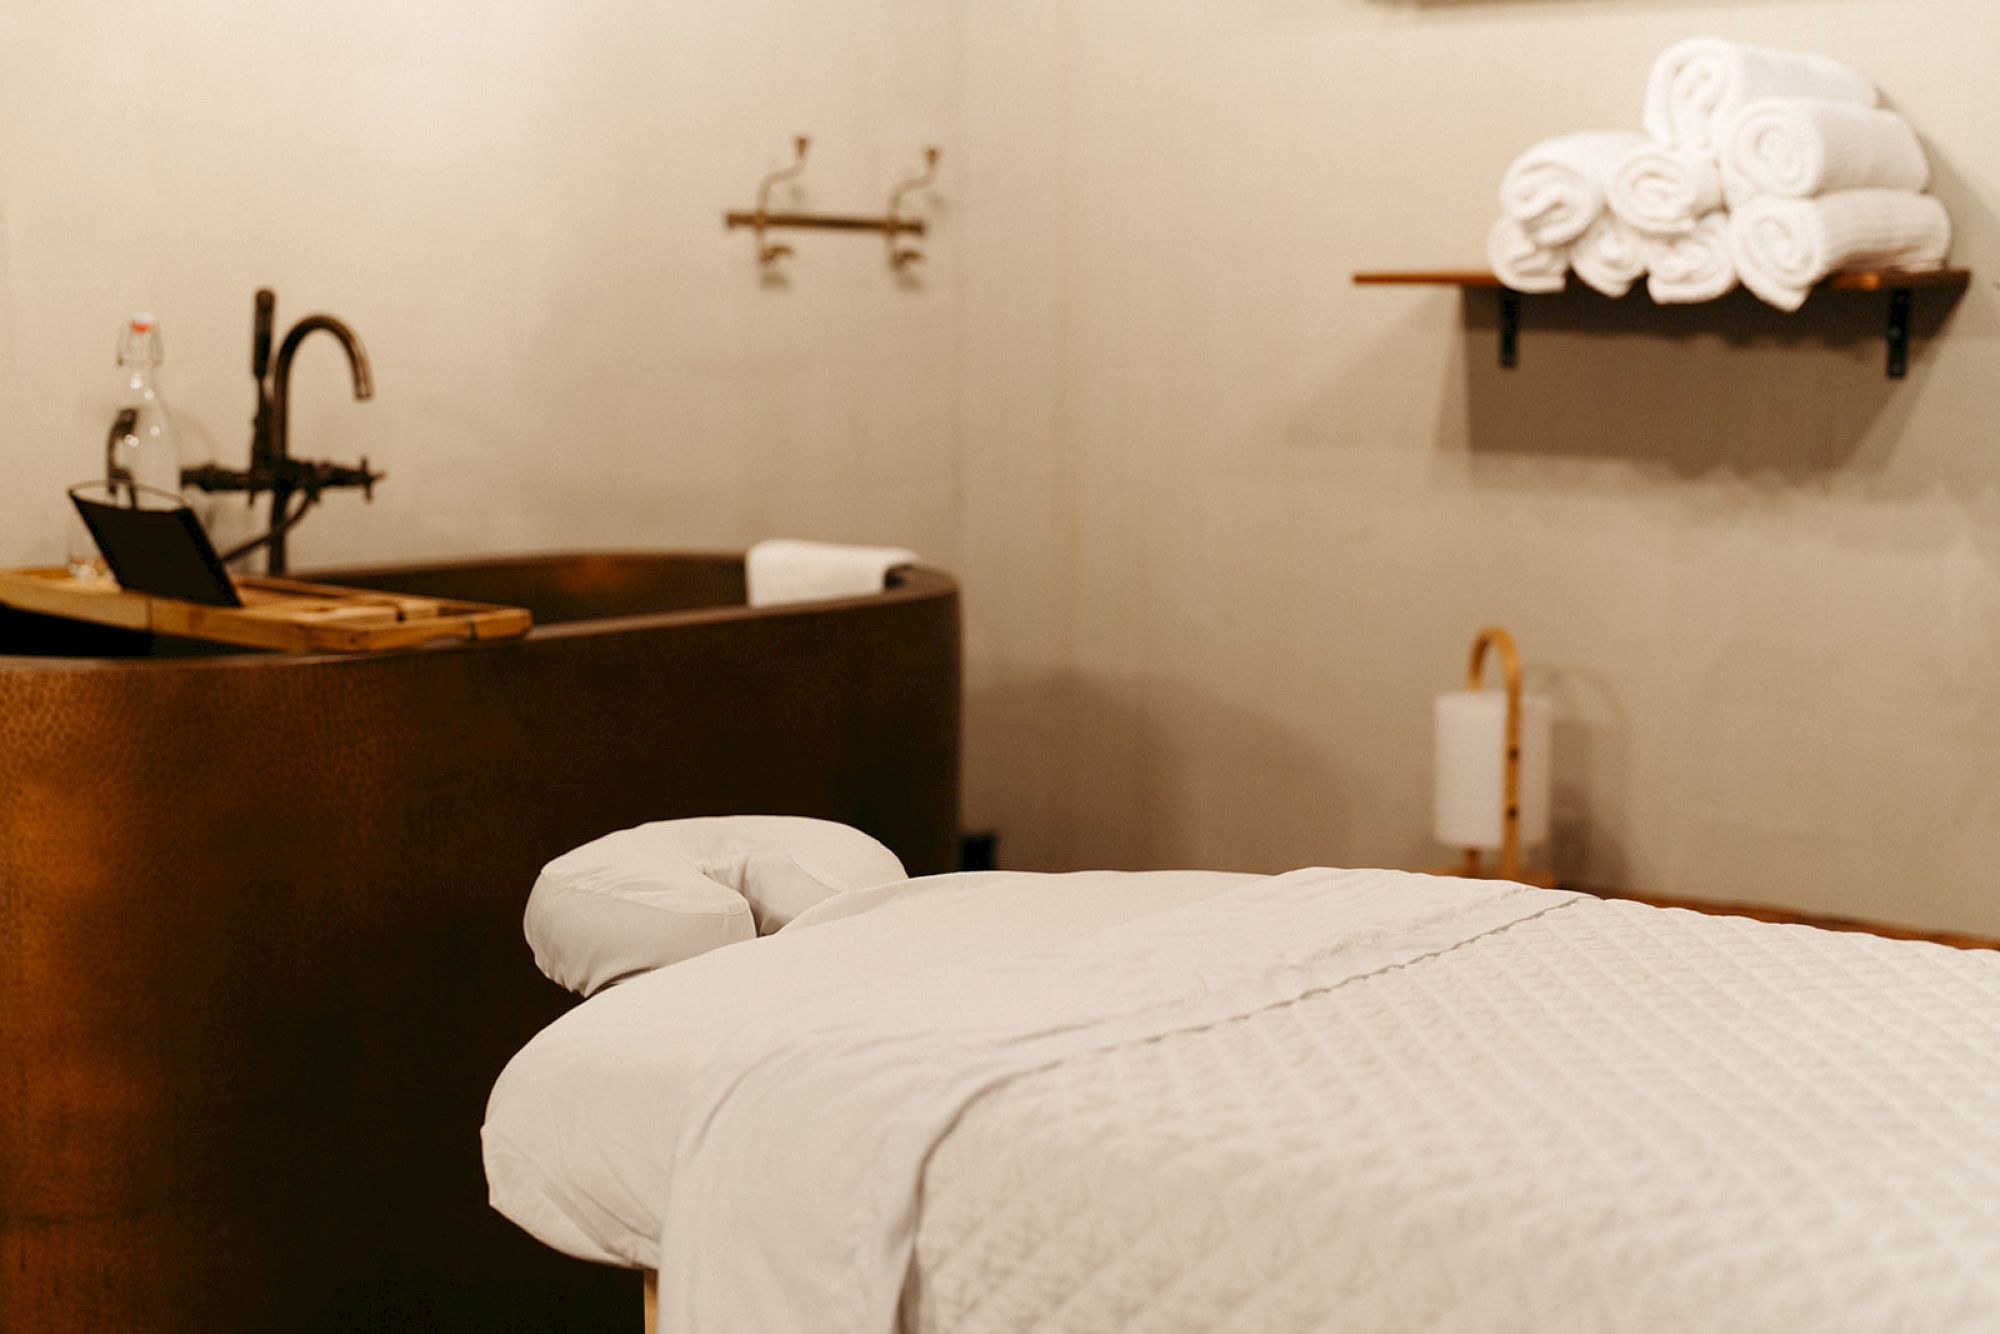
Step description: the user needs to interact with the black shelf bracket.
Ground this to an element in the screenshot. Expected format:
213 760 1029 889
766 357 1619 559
1488 284 1932 380
1886 287 1913 380
1354 268 1968 382
1498 290 1521 370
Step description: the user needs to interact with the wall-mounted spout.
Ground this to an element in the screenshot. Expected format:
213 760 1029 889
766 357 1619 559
183 289 384 575
264 314 374 574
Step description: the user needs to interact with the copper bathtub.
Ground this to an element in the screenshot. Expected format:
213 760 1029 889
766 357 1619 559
0 552 960 1331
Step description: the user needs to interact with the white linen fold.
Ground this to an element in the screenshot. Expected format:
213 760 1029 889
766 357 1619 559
484 868 1265 1269
1720 97 1929 200
1645 212 1738 304
1571 213 1649 298
1644 37 1877 154
1727 188 1950 312
660 869 1575 1333
1607 143 1724 236
1498 131 1647 247
1487 216 1568 294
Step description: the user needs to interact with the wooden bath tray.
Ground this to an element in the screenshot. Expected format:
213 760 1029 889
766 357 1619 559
0 567 532 653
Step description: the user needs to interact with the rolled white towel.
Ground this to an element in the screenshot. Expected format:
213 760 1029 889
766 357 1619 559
745 538 919 608
1487 216 1568 294
1645 37 1877 154
1645 212 1737 304
1719 163 1760 213
1728 189 1951 312
1720 97 1929 199
1498 131 1648 247
1606 144 1724 237
1571 214 1649 298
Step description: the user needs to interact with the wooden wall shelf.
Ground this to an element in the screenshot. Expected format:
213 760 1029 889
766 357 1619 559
1352 268 1972 379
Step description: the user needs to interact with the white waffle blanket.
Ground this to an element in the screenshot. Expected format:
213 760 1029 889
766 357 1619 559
652 872 2000 1333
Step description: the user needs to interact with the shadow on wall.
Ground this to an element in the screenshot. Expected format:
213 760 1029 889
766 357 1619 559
1455 283 1956 476
1537 665 1633 891
967 672 1345 875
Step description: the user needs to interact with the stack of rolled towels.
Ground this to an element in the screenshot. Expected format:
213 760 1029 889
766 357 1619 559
1489 37 1951 309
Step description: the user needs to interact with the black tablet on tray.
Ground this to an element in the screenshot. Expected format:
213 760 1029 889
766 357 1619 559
69 483 241 608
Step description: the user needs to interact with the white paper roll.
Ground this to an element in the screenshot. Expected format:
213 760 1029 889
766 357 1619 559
1432 689 1553 852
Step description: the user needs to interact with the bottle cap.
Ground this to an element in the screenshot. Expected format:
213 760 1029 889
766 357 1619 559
118 314 162 366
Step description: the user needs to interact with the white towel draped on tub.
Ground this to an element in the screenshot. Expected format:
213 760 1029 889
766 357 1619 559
1721 97 1929 200
1487 216 1568 294
1646 212 1737 304
1728 189 1950 312
745 539 918 609
1644 38 1877 154
1571 214 1649 298
1498 131 1648 247
1607 143 1724 237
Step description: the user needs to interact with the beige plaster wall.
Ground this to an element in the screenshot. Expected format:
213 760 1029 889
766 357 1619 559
956 1 2000 936
0 1 962 572
6 2 1997 935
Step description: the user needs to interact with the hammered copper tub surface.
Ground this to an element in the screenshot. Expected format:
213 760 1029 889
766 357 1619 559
0 552 959 1331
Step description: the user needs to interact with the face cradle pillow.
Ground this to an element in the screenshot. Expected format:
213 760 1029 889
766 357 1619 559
524 816 909 997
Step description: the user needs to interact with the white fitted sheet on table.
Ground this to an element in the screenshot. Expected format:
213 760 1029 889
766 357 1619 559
489 867 2000 1333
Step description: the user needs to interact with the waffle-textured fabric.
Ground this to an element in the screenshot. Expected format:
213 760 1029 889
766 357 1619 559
657 871 2000 1332
910 899 2000 1333
1728 188 1951 312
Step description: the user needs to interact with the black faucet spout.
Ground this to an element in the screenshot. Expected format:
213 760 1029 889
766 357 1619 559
263 314 374 574
271 316 373 464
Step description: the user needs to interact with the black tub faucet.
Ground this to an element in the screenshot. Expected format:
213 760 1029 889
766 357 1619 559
182 288 383 575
